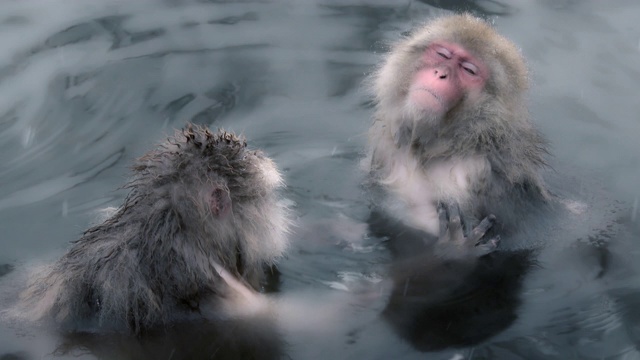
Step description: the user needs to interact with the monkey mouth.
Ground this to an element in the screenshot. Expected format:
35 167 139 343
411 87 444 106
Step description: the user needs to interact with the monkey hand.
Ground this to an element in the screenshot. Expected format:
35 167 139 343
435 202 500 258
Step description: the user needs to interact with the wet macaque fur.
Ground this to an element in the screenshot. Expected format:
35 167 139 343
20 124 292 333
366 14 550 238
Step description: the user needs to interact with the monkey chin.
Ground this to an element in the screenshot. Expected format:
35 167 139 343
400 99 443 129
407 87 447 117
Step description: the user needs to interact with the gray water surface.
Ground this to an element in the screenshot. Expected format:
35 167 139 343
1 1 639 359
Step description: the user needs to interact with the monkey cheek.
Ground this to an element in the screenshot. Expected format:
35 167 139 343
257 160 283 190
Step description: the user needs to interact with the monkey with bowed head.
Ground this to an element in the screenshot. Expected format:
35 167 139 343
366 14 551 250
19 124 292 334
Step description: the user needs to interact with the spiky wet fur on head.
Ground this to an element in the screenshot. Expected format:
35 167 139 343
19 124 291 333
127 124 291 267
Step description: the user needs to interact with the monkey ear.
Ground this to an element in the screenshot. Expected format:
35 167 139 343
210 188 232 217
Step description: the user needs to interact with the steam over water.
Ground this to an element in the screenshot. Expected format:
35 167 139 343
1 1 639 359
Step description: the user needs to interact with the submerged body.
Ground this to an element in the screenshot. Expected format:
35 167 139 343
19 124 292 333
366 14 550 237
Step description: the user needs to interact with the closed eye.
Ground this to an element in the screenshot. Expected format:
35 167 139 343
435 46 452 59
461 62 478 76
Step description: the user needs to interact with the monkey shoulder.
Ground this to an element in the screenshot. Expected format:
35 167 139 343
54 222 225 327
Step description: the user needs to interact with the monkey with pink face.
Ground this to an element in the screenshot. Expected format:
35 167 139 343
365 15 561 350
366 14 551 252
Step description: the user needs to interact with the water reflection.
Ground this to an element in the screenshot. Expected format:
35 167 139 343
0 265 14 279
369 211 534 352
418 0 512 16
384 249 532 351
1 0 639 359
54 318 283 360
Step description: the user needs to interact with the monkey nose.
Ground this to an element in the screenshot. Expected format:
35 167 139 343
434 67 449 79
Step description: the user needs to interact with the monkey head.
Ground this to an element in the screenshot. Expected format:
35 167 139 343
373 13 529 129
408 39 489 117
129 124 291 274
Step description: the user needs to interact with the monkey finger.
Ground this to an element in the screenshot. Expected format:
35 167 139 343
445 201 461 219
437 202 449 239
446 202 463 242
469 214 496 243
473 236 500 257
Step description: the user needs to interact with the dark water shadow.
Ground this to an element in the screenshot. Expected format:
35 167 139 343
418 0 513 17
384 248 533 351
0 353 28 360
368 211 534 351
53 317 283 360
0 264 14 278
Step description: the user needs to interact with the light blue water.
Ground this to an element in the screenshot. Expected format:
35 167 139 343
1 1 639 359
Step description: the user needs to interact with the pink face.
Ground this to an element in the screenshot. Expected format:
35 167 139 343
408 41 488 115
